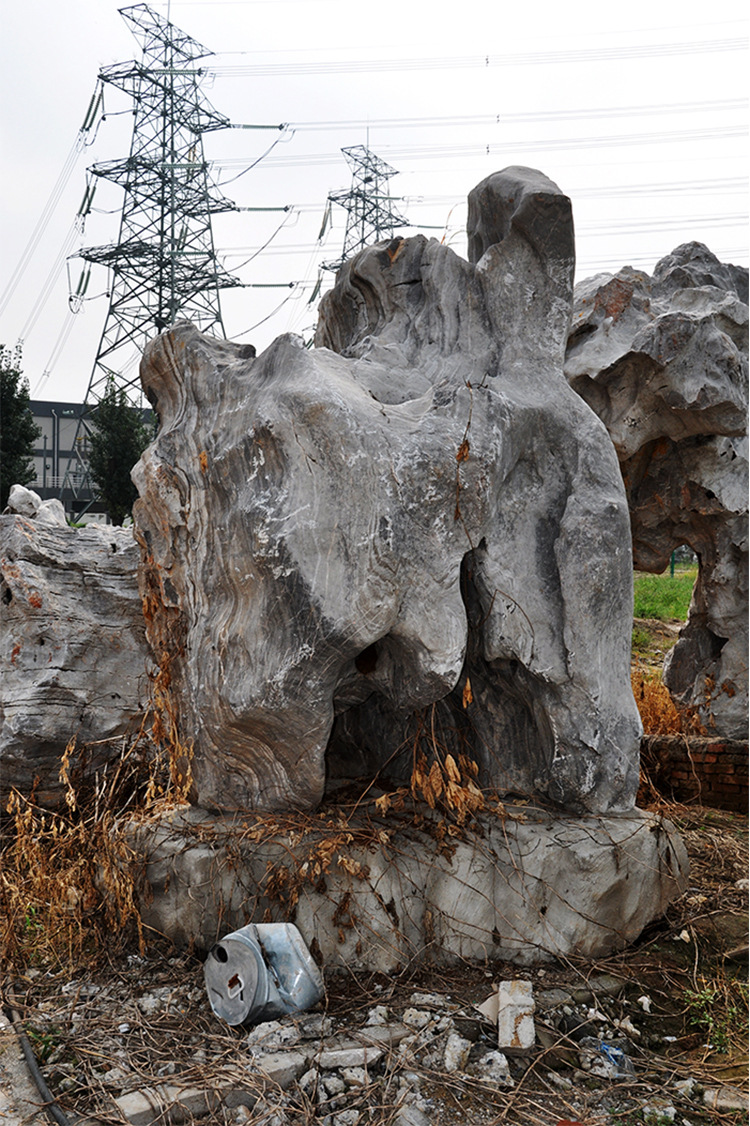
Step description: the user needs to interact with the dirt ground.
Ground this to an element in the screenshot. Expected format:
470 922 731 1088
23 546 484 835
1 797 747 1126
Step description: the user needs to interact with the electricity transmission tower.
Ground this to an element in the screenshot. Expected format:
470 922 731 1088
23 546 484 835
322 146 409 272
63 2 241 506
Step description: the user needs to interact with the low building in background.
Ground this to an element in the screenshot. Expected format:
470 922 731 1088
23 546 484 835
28 400 105 520
28 399 152 523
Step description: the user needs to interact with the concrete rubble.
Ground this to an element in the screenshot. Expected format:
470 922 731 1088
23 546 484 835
5 964 742 1126
106 992 513 1125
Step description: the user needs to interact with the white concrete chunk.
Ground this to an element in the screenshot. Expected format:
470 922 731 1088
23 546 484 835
496 980 535 1051
318 1045 383 1069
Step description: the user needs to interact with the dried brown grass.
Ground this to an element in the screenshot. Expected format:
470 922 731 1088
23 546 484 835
631 663 704 736
0 660 194 973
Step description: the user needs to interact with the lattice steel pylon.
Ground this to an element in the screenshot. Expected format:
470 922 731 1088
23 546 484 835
63 2 241 505
323 145 409 272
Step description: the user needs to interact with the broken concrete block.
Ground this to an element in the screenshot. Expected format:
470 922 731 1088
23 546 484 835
245 1020 302 1050
394 1108 431 1126
247 1050 308 1088
331 1111 362 1126
475 1049 513 1087
298 1067 318 1094
322 1074 347 1096
703 1085 749 1112
402 1009 433 1030
496 980 535 1051
443 1031 472 1072
340 1067 367 1087
318 1043 384 1069
114 1083 220 1126
352 1023 412 1049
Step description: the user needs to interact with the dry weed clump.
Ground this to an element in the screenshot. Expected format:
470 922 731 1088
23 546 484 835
404 701 485 824
2 772 145 973
632 664 704 736
0 661 194 973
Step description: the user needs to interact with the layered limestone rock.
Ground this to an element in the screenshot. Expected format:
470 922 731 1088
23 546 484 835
133 166 642 815
565 243 748 737
127 804 688 970
0 487 153 804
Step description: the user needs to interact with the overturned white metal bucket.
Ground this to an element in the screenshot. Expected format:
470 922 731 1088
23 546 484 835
204 922 324 1026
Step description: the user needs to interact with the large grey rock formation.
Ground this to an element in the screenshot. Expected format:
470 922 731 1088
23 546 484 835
0 488 153 804
128 803 688 970
565 243 748 737
133 166 642 816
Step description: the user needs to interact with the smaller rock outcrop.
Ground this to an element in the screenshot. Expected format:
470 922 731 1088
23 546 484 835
565 243 748 738
0 488 153 805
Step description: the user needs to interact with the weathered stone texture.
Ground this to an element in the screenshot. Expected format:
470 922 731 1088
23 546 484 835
133 167 642 816
0 489 153 804
128 805 688 971
565 243 748 738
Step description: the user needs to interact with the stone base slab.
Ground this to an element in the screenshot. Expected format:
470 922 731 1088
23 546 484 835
125 803 688 972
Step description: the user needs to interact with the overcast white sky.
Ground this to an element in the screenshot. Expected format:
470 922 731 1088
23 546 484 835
1 0 747 403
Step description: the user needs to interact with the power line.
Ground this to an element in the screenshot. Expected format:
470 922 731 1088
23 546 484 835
216 211 750 258
220 177 747 217
19 224 80 341
224 209 296 269
0 87 103 318
577 213 748 236
286 99 747 132
212 124 744 172
210 36 747 77
567 178 748 201
577 245 749 272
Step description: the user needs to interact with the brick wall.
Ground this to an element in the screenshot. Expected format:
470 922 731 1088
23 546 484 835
639 736 748 813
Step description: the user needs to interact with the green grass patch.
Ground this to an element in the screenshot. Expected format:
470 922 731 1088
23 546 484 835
631 625 653 654
633 567 697 621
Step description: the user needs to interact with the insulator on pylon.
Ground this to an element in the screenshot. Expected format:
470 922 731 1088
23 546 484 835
81 85 104 133
307 273 322 305
76 266 91 296
77 181 97 218
317 203 331 241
